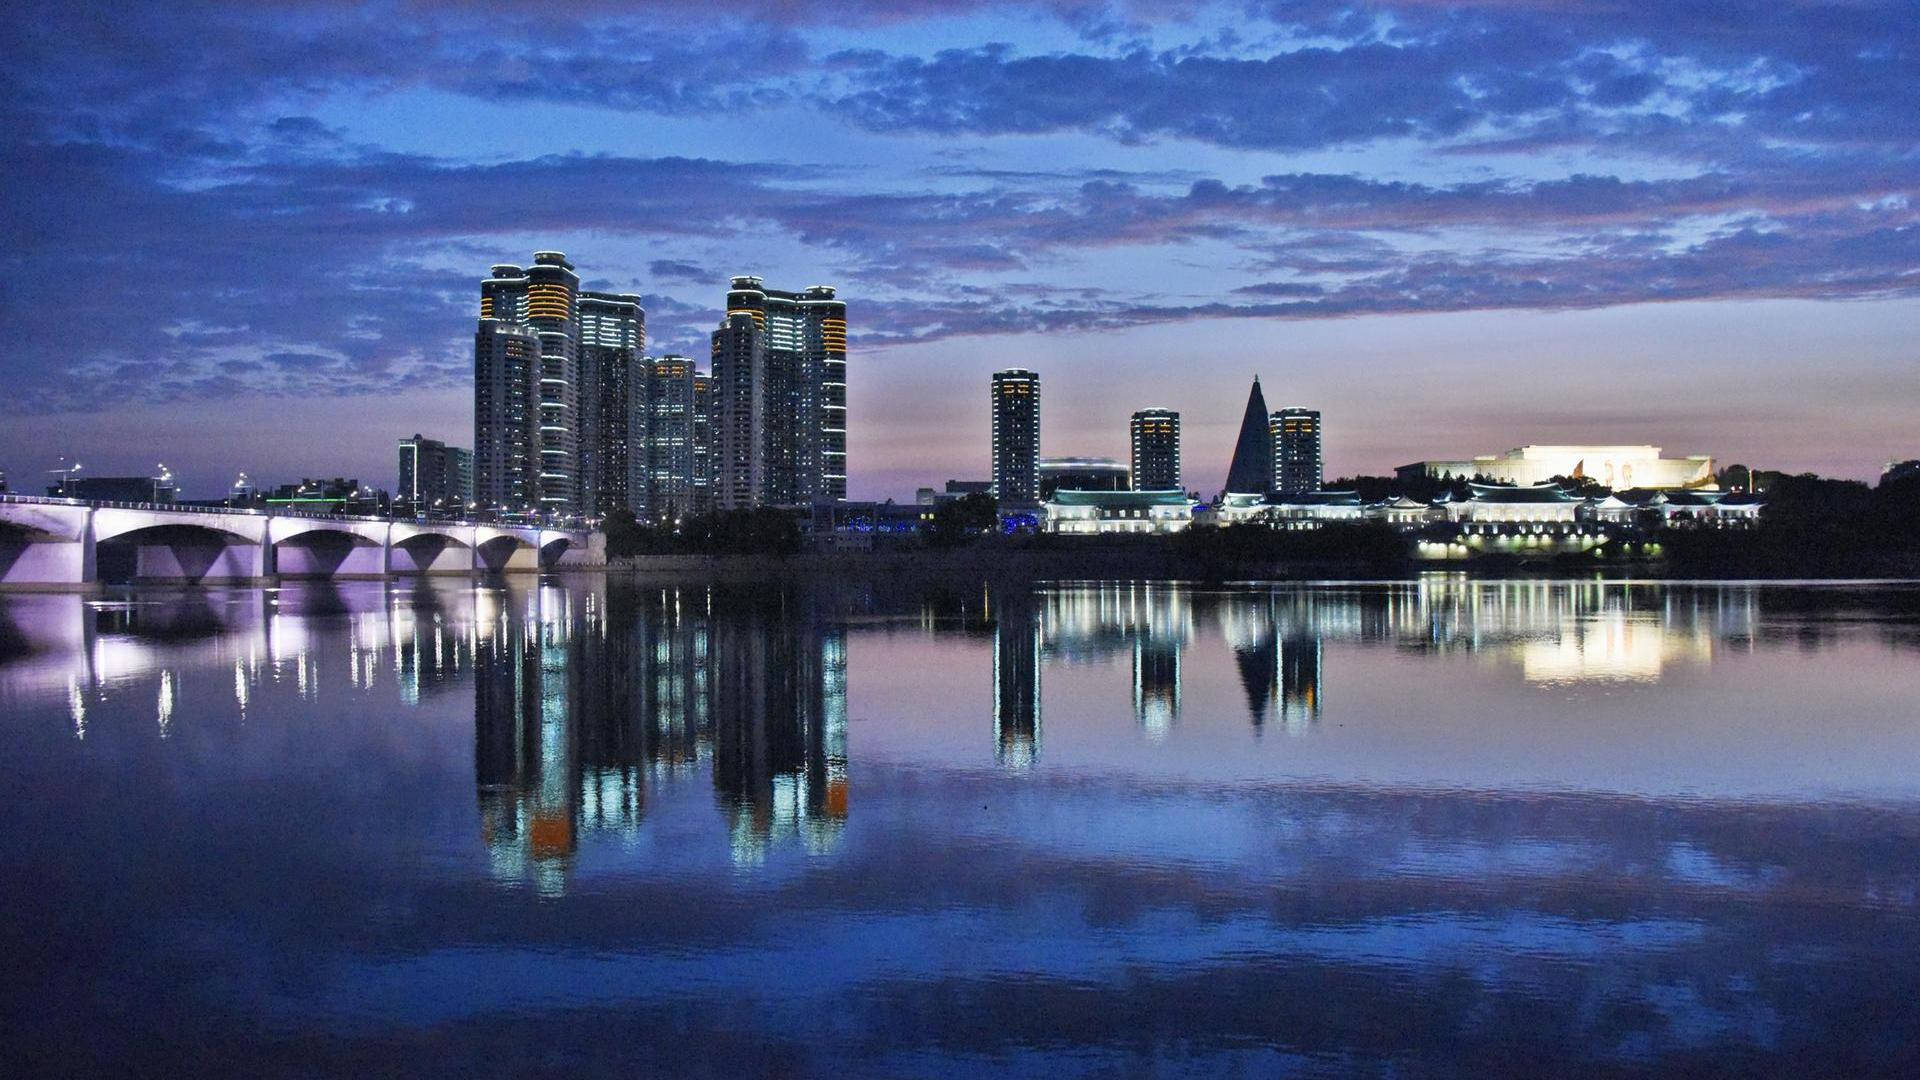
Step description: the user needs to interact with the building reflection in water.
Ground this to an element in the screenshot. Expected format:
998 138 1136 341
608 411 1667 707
0 575 1815 886
992 598 1041 767
475 583 849 886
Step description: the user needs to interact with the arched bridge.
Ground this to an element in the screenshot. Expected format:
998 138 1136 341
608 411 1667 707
0 495 602 590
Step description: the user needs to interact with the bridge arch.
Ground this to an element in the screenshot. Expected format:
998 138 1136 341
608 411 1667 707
538 533 573 569
474 532 536 574
271 520 389 579
93 522 267 584
389 528 474 575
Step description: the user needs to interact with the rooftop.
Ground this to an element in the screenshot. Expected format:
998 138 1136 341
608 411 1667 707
1274 490 1364 506
1051 489 1190 507
1467 483 1579 504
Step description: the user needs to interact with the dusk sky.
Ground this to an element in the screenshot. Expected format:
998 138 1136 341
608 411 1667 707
3 0 1915 499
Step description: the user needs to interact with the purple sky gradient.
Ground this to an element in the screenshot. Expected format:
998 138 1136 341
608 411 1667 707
1 0 1914 498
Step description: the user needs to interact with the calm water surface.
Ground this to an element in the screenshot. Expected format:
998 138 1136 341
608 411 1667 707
3 577 1919 1077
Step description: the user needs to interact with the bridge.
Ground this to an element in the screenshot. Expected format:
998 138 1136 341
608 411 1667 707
0 494 601 590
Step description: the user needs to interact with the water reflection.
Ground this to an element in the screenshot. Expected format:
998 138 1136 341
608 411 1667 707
1 577 1915 867
473 585 849 880
4 577 1920 1074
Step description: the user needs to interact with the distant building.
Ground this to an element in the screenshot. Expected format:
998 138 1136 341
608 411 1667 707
47 475 177 503
476 253 584 514
719 276 847 506
1885 459 1920 485
991 369 1042 504
474 315 543 514
577 291 645 518
397 433 473 515
264 478 387 516
474 252 646 518
1445 483 1582 524
1039 457 1127 500
1270 408 1322 496
1223 376 1272 495
711 312 767 510
1400 446 1715 490
1045 489 1193 534
1129 409 1181 492
918 480 995 506
1270 489 1366 526
637 355 713 522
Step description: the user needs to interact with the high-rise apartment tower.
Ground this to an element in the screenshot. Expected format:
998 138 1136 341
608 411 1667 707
1130 409 1181 491
1270 408 1323 495
991 369 1042 503
717 277 847 506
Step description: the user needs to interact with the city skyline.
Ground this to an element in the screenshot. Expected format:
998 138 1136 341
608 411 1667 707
3 1 1916 498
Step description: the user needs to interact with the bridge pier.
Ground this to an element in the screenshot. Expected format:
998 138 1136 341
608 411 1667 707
0 506 97 591
0 540 98 591
131 535 272 585
388 534 475 575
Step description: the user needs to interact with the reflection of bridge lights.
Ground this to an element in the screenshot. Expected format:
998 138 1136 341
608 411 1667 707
156 670 175 736
68 675 86 739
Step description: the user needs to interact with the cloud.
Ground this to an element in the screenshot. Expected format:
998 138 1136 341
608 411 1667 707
647 259 715 285
0 0 1913 418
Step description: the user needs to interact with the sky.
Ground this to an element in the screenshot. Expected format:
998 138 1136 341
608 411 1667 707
1 0 1915 500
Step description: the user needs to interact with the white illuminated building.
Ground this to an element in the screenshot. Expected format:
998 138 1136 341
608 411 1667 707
1045 489 1192 534
1402 445 1715 490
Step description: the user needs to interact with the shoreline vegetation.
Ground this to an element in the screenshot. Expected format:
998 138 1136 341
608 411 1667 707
597 473 1920 581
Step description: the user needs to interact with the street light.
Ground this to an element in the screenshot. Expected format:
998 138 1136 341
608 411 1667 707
48 457 84 498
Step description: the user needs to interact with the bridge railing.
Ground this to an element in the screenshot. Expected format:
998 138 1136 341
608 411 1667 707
0 493 587 533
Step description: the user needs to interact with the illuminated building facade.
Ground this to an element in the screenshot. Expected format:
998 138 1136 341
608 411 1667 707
991 368 1042 503
577 291 645 518
473 318 541 512
636 355 713 521
1270 407 1322 496
1129 409 1181 492
1399 445 1715 490
711 312 766 510
476 253 646 517
396 433 472 514
719 277 847 506
1044 489 1193 534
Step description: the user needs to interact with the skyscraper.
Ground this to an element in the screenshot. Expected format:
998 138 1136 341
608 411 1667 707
1130 408 1181 491
473 315 542 513
722 277 847 505
637 355 712 522
711 312 767 510
1223 376 1273 496
1271 408 1323 495
991 369 1041 503
397 433 473 514
475 252 645 518
577 291 645 518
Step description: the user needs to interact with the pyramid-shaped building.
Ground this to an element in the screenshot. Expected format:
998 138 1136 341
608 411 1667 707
1222 375 1273 495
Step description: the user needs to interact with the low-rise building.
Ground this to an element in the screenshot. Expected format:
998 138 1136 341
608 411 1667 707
1207 492 1271 526
1046 489 1192 534
1271 490 1366 528
1377 495 1438 530
1447 483 1581 524
1400 445 1715 490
